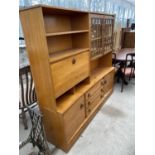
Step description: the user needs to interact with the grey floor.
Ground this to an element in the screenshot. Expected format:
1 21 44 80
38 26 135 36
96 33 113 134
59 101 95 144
19 79 135 155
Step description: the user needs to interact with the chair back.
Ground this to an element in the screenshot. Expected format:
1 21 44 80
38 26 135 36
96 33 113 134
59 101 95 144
19 65 37 109
112 52 116 67
123 53 135 74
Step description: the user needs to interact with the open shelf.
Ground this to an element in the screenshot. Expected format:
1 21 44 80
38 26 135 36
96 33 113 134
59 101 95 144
91 53 104 61
90 67 114 82
49 48 89 63
46 30 89 37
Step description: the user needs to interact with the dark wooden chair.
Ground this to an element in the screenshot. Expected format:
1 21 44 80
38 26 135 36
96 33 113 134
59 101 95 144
19 65 37 129
19 106 51 155
121 53 135 92
112 52 121 82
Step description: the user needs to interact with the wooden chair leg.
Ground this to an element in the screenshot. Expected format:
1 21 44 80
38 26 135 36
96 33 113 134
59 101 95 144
21 109 28 129
121 76 124 92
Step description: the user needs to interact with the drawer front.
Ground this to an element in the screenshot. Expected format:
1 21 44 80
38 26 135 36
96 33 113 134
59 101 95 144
85 81 102 116
51 52 90 98
85 81 101 100
101 71 114 94
87 93 102 115
63 96 85 142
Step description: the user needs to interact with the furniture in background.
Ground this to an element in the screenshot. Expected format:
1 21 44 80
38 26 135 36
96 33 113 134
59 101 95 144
123 31 135 48
19 65 37 129
19 106 51 155
113 48 135 92
20 5 115 152
121 53 135 92
121 28 135 48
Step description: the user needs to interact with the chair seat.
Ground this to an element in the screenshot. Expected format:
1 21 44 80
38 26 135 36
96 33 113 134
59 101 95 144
121 67 134 76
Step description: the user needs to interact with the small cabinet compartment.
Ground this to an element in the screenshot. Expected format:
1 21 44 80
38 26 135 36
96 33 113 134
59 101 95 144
63 96 85 142
101 70 114 94
51 51 90 98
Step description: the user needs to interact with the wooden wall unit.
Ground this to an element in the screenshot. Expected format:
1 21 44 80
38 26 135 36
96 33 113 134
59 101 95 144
20 5 115 152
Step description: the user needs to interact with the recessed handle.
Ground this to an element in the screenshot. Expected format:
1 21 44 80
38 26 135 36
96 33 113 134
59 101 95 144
88 109 91 113
72 58 76 64
101 89 104 92
80 103 84 109
88 101 91 105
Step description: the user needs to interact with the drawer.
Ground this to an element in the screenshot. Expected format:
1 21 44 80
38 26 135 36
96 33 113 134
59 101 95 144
85 81 101 101
51 51 90 98
86 94 102 115
63 96 85 142
101 71 114 93
86 88 101 104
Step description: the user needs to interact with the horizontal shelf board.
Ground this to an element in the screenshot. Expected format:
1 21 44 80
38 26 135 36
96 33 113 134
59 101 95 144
91 53 104 61
91 37 102 41
90 67 114 82
46 30 89 37
56 67 114 114
91 49 112 61
49 48 89 63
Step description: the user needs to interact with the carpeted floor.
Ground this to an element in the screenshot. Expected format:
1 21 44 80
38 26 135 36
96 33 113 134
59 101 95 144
19 79 135 155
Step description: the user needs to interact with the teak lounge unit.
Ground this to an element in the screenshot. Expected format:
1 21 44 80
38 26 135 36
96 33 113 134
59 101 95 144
20 5 115 152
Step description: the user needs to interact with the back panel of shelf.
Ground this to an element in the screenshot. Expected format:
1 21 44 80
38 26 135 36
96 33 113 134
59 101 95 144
43 12 89 33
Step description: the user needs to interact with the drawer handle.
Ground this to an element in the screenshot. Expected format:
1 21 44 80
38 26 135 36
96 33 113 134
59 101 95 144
88 101 91 105
100 95 103 98
72 58 76 64
88 109 91 113
80 103 84 109
88 93 91 98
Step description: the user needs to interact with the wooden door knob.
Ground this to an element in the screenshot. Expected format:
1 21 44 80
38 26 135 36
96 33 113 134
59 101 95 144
72 58 76 64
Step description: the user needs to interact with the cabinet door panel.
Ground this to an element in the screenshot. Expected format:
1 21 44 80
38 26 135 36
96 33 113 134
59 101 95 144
63 96 85 142
51 51 89 98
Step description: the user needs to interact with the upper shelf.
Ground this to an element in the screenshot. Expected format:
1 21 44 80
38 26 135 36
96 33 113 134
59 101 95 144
46 30 89 37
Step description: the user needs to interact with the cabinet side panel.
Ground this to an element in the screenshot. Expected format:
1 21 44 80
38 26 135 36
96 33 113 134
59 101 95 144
20 8 56 110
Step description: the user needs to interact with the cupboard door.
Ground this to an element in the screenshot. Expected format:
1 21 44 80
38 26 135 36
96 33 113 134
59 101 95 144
63 96 85 142
51 51 89 98
101 71 114 94
90 15 103 58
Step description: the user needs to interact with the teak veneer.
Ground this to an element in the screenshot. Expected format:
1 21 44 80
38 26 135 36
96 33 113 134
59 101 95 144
20 5 115 152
